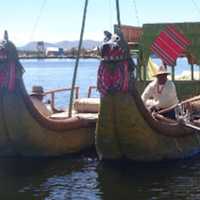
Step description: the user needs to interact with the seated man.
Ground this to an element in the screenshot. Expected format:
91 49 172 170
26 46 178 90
141 65 179 119
30 86 53 117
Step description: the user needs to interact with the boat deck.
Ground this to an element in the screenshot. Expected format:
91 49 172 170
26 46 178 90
50 111 98 122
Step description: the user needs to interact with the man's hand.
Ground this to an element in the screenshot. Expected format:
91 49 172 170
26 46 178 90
150 105 158 112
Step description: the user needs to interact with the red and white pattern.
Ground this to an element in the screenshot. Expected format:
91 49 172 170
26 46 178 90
97 33 131 97
151 25 191 66
97 61 129 96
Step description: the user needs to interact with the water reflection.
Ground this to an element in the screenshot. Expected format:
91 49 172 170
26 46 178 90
0 155 101 200
2 156 200 199
40 159 101 200
97 158 200 200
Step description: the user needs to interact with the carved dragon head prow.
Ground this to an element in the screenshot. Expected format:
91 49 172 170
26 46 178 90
97 31 134 97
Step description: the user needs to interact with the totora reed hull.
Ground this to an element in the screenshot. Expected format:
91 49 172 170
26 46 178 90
0 39 95 157
0 82 95 157
96 86 200 162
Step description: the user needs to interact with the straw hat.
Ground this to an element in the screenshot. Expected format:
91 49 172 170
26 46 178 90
153 65 170 77
30 85 44 96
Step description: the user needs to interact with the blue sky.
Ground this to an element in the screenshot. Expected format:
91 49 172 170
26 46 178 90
0 0 200 46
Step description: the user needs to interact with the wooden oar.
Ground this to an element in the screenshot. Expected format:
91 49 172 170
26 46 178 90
158 95 200 115
184 122 200 131
157 103 178 114
152 112 177 124
181 95 200 105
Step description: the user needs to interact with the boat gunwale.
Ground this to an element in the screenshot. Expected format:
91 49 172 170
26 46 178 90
131 79 198 138
17 79 95 132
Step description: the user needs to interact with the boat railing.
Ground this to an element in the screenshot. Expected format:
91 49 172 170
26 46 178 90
87 86 97 98
43 86 98 111
43 86 80 110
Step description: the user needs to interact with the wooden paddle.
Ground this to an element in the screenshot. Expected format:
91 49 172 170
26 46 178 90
181 95 200 105
158 104 178 114
158 95 200 115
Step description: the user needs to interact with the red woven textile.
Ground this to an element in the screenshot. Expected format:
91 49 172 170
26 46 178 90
151 25 191 65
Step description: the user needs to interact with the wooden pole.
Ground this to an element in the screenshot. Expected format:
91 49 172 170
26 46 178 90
136 57 141 80
171 65 175 81
191 64 194 80
51 92 55 111
199 65 200 80
143 65 146 81
68 0 88 117
115 0 121 28
115 0 135 72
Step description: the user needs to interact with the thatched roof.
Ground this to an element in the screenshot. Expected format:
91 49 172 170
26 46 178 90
140 22 200 65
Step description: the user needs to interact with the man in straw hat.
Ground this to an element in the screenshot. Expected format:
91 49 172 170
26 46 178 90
30 86 45 101
141 65 178 119
30 85 53 117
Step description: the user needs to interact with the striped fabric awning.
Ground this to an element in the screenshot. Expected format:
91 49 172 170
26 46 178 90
150 25 191 66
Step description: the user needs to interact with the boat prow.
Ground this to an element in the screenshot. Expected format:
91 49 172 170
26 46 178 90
95 32 200 162
0 38 97 157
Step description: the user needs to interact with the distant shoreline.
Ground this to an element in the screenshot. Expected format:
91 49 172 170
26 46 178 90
19 55 100 60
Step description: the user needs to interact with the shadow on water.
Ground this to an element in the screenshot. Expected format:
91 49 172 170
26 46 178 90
1 153 200 199
97 157 200 200
0 153 101 200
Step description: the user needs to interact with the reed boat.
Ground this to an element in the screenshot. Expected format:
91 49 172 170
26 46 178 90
95 25 200 162
0 37 98 157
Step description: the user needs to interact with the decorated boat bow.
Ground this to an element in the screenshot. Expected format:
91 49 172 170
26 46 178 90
95 30 200 162
0 31 24 92
0 32 95 157
97 31 134 97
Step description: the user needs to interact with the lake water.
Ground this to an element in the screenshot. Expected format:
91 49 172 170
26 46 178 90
1 58 200 200
22 57 199 107
22 58 100 109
